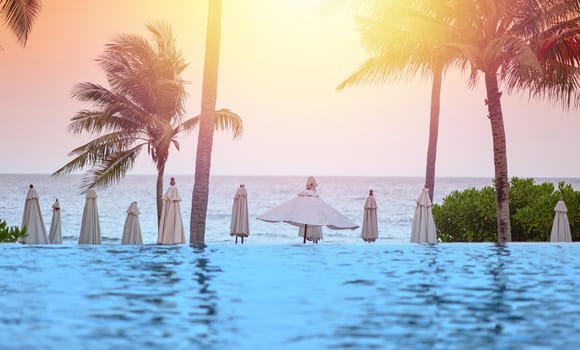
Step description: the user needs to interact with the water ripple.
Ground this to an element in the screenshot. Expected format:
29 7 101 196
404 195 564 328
0 243 579 349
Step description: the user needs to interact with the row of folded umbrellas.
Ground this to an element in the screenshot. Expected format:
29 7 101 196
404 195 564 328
18 177 573 244
20 185 185 245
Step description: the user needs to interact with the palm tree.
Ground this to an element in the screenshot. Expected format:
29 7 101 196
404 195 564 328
341 0 578 243
190 0 223 245
53 23 243 223
439 0 579 242
0 0 41 47
337 0 463 202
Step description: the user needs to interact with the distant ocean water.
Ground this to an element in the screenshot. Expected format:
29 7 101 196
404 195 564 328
2 174 580 244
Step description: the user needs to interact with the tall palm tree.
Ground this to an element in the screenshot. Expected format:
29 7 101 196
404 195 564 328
190 0 223 245
0 0 41 47
53 23 243 223
440 0 579 242
337 0 463 202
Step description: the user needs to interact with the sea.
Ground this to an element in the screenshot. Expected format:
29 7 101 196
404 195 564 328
0 174 519 244
1 175 579 349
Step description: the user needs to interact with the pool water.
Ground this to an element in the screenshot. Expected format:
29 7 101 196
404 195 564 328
1 243 579 349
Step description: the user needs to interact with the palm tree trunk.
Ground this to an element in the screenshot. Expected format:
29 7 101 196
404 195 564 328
190 0 222 245
424 66 442 203
156 165 165 224
484 71 511 243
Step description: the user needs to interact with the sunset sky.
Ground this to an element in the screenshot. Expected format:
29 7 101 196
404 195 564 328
0 0 578 178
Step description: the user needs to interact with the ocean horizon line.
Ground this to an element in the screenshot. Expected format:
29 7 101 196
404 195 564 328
3 173 580 180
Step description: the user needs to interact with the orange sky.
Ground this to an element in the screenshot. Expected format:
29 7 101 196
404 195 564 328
0 0 578 178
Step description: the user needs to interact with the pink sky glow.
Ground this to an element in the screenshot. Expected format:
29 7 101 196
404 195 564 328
0 0 578 178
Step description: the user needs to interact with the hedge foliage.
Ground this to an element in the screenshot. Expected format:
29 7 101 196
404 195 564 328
0 219 27 243
432 177 579 242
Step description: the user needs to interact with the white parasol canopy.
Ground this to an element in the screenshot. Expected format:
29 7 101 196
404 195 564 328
410 188 437 244
361 189 378 242
550 197 572 242
230 184 250 244
122 201 143 244
48 199 62 244
157 185 185 244
257 176 358 243
79 189 101 244
20 185 48 244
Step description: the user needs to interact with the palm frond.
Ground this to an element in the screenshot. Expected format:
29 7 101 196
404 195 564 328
0 0 41 45
68 132 141 157
337 55 416 90
147 22 189 74
178 109 243 138
439 42 482 71
71 82 156 126
52 133 144 176
71 82 119 105
339 0 469 92
214 109 244 138
69 108 144 135
79 145 143 193
495 35 542 72
178 115 200 134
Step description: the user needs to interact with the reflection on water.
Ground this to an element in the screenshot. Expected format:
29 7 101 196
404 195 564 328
0 243 579 349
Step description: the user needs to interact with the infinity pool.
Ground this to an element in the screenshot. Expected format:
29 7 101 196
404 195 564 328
1 243 578 349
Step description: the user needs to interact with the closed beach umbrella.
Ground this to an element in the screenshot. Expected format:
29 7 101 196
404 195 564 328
257 176 358 244
48 199 62 244
550 197 572 242
122 201 143 244
20 184 49 244
410 188 437 244
79 189 101 244
361 189 378 242
230 184 250 244
157 180 185 244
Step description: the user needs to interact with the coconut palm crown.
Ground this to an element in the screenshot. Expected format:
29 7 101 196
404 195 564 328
53 23 243 222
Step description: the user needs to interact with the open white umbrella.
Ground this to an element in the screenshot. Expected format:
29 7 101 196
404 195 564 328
361 189 378 242
230 184 250 244
79 189 101 244
157 181 185 244
257 176 358 244
122 201 143 244
20 184 48 244
410 188 437 244
48 199 62 244
550 197 572 242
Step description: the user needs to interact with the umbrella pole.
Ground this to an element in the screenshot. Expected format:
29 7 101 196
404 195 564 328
303 224 307 244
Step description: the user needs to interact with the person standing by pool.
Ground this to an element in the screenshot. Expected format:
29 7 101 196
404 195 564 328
157 177 185 244
298 176 323 243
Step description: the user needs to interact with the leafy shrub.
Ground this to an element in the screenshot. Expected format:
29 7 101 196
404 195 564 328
0 220 27 243
433 177 580 242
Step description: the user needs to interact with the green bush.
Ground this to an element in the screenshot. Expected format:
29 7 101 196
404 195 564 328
0 220 27 243
433 177 580 242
